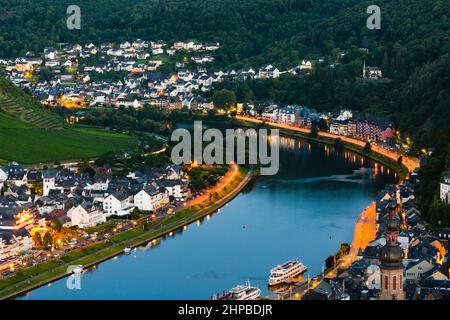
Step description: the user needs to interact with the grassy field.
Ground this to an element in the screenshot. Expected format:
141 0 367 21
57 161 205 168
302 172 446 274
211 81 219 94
0 112 34 129
0 121 137 164
0 77 137 164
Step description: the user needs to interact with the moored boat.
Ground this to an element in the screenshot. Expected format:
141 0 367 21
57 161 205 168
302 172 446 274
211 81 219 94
123 247 132 254
211 281 261 300
268 260 307 286
229 282 261 300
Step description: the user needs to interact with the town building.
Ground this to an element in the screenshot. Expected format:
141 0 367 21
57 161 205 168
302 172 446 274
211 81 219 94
43 169 57 196
134 185 168 212
0 228 32 260
103 190 134 217
363 61 382 80
351 117 395 142
67 202 106 229
440 170 450 204
379 206 405 300
329 120 349 136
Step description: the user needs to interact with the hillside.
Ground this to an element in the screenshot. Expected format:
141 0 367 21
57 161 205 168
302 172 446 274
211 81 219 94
0 0 448 148
0 77 64 129
0 0 448 147
0 78 137 164
0 0 361 63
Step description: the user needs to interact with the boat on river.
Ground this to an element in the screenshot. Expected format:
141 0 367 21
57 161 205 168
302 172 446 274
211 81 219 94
123 247 132 254
268 260 307 286
211 281 261 300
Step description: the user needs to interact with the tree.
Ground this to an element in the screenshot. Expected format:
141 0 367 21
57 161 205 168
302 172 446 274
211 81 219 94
397 156 403 166
77 160 96 178
50 218 62 232
37 67 53 81
95 151 116 167
141 220 150 231
32 232 42 248
338 243 351 258
325 255 336 269
364 142 372 154
213 89 236 111
130 207 143 220
310 122 319 136
428 200 450 227
43 231 53 249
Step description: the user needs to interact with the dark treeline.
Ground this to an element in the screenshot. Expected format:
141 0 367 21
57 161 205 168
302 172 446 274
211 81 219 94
215 53 450 150
1 0 449 224
2 0 445 148
416 143 450 227
81 105 241 133
1 0 447 77
0 0 360 64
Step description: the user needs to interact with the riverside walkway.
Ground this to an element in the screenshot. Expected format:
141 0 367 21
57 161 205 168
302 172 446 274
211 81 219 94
0 166 252 300
236 115 419 173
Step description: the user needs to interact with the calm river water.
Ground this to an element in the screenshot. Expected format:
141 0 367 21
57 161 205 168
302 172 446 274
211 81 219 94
19 137 396 299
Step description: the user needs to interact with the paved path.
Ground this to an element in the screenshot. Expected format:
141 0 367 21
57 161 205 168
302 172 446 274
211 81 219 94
185 163 238 206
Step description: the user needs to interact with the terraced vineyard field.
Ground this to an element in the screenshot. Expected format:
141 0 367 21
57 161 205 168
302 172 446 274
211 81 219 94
0 78 65 129
0 96 63 130
0 78 137 164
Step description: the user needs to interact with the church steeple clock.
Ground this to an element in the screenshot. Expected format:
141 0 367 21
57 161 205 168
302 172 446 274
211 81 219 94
379 205 405 300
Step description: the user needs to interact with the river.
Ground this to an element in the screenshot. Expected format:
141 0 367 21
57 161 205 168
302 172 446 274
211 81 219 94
18 137 396 299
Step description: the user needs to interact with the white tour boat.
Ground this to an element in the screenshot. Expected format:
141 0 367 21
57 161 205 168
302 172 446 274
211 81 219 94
229 282 261 300
211 282 261 300
268 260 307 286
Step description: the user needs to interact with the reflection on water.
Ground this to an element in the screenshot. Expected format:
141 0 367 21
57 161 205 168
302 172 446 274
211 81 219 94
18 137 396 300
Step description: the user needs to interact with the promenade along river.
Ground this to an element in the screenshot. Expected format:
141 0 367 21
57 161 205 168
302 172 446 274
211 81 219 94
19 137 396 300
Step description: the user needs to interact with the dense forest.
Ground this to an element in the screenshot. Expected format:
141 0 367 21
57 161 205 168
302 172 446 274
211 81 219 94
1 0 448 148
0 0 361 62
416 143 450 227
0 0 449 223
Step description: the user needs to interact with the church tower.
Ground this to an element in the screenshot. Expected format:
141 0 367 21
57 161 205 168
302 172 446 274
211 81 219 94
379 205 405 300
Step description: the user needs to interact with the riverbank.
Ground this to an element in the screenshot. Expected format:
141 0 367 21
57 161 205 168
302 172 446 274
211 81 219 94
234 116 421 300
235 116 415 181
0 166 253 300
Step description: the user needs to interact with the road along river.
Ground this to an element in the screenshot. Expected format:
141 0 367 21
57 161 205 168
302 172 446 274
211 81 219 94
18 137 396 299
